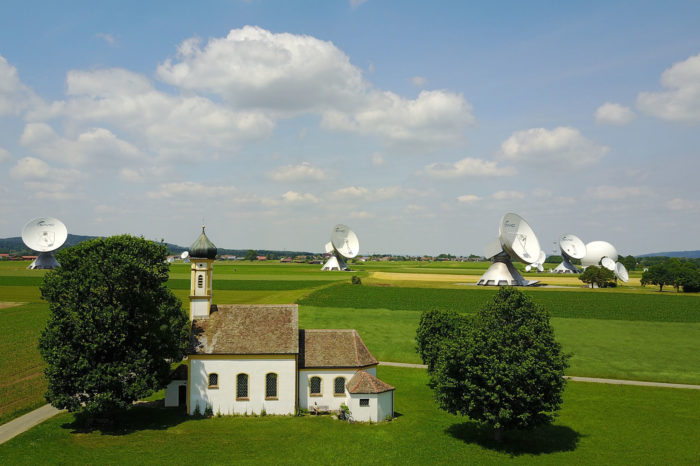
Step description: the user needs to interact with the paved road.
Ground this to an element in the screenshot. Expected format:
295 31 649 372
0 405 63 445
378 361 700 390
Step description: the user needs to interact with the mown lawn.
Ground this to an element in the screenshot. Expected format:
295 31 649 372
1 367 698 464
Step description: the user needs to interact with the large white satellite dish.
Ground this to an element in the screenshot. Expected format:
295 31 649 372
553 234 586 274
525 250 546 273
322 224 359 271
21 217 68 269
181 250 190 259
581 241 618 268
477 213 541 286
601 256 616 271
615 262 629 282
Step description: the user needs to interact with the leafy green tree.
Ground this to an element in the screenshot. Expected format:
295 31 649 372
579 266 616 288
621 255 637 271
38 235 190 421
641 263 673 292
244 249 258 261
429 287 569 441
415 309 468 373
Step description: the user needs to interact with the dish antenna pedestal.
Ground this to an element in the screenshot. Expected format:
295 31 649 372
553 234 586 274
21 217 68 270
321 224 359 271
477 213 541 286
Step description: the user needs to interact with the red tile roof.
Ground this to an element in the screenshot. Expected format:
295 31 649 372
299 329 377 369
346 370 395 394
191 304 299 355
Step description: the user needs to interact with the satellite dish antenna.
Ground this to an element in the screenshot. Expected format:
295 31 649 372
525 250 546 273
581 241 618 268
180 251 190 262
477 213 541 286
321 224 359 271
324 242 333 254
553 234 586 274
601 256 616 271
21 217 68 269
615 262 629 282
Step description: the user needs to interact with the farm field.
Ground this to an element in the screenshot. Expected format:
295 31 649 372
1 366 698 464
1 259 698 428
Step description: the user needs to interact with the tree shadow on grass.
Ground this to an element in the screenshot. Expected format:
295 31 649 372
61 405 198 436
446 420 583 456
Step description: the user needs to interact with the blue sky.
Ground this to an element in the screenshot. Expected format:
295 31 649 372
1 0 699 255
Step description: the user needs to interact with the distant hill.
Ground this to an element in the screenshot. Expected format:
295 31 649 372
638 250 700 259
0 234 314 258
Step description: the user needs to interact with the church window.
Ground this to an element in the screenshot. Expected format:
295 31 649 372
360 398 370 407
208 373 218 388
265 373 278 399
197 274 204 288
334 377 346 396
309 376 322 396
236 373 249 400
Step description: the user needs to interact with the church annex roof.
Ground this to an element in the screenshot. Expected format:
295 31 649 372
346 370 395 394
191 304 299 355
189 225 217 259
299 329 378 369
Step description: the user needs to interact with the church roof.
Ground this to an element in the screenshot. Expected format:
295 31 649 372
191 305 299 355
346 370 395 394
189 225 217 259
299 329 377 369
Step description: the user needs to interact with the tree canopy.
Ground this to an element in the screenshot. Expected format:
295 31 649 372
641 258 700 292
38 235 190 420
418 287 569 441
579 265 616 288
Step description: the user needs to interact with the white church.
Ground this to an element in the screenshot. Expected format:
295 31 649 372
165 227 394 422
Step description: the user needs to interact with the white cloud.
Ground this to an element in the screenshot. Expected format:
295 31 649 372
371 152 384 166
95 32 116 46
323 89 474 147
492 190 524 200
666 197 697 211
20 123 141 166
267 162 327 182
411 76 427 87
0 147 10 162
637 52 700 123
157 27 473 147
586 185 646 200
0 54 39 116
329 185 423 202
147 182 238 199
157 26 366 113
423 157 516 178
31 68 274 158
281 190 318 204
350 210 373 218
10 157 50 179
457 194 482 203
350 0 368 9
498 126 608 167
595 102 636 125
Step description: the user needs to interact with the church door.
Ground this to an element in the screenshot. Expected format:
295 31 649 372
178 385 186 407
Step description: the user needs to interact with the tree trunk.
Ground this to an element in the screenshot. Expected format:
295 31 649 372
494 427 503 442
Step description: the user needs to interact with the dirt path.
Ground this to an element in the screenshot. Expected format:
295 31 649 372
378 361 700 390
0 302 25 310
0 405 63 445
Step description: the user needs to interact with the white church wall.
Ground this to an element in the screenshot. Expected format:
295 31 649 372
297 367 376 412
189 357 296 415
164 380 186 407
347 390 393 422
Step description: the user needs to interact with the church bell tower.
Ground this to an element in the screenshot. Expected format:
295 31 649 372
188 225 217 320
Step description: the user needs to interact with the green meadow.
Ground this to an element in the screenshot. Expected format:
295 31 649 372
0 259 699 463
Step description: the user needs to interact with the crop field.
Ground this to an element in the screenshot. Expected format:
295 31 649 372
1 366 698 464
0 258 698 462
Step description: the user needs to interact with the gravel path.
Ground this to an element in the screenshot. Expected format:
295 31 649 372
0 404 63 445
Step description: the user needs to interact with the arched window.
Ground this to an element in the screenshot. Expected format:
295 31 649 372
265 373 278 399
334 376 346 396
197 274 204 288
309 376 322 396
208 373 218 388
236 373 249 400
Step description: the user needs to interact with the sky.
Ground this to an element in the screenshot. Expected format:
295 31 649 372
1 0 699 256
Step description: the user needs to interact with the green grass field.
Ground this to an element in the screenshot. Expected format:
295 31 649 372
1 259 699 463
1 367 698 464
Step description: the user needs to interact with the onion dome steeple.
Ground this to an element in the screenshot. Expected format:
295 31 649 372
189 225 217 259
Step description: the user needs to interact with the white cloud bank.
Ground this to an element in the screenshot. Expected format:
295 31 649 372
267 162 327 182
637 52 700 123
498 126 608 167
595 102 636 125
586 185 647 200
0 54 39 116
423 157 516 178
